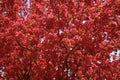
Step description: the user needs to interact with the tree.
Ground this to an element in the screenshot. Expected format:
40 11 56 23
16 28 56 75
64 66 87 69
0 0 120 80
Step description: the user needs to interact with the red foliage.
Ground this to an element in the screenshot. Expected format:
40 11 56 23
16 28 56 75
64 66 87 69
0 0 120 80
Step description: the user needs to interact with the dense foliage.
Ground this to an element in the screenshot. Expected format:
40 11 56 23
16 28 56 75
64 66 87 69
0 0 120 80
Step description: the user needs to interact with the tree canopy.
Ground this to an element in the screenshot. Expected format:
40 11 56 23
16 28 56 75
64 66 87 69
0 0 120 80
